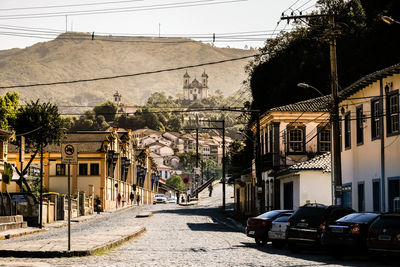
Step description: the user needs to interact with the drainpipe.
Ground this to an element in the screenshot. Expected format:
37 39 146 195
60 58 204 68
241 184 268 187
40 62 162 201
379 79 386 212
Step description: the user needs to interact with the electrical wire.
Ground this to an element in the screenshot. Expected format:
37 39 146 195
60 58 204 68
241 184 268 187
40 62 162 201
0 0 247 20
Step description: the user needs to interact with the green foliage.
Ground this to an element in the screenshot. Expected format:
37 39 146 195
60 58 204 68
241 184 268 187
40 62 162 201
69 110 110 131
227 139 252 180
0 92 20 130
202 158 222 179
177 151 197 172
2 162 13 184
166 175 186 191
13 100 65 150
93 101 118 122
248 0 400 114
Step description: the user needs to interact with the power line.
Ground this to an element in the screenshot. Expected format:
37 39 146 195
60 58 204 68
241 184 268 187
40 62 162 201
0 54 257 89
0 0 247 20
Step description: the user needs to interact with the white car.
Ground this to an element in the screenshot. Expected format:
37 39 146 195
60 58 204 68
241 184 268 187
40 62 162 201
167 197 177 204
268 213 293 248
153 194 167 204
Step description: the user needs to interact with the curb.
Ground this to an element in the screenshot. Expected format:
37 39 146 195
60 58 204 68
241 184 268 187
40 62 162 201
0 228 46 240
0 226 146 258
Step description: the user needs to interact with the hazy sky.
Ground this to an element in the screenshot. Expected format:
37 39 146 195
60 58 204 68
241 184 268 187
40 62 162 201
0 0 318 50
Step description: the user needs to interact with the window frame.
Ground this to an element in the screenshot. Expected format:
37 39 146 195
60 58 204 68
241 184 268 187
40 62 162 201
79 163 88 176
356 105 364 145
386 90 399 137
344 112 351 150
371 98 381 140
317 125 331 153
56 163 66 176
90 163 100 176
286 125 305 154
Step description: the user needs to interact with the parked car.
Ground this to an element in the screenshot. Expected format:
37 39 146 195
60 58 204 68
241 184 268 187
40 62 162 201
367 213 400 254
268 212 293 248
153 194 167 204
321 212 379 256
167 197 177 204
286 203 355 252
246 210 293 246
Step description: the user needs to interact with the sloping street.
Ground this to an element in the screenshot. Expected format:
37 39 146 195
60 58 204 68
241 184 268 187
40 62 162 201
1 182 392 267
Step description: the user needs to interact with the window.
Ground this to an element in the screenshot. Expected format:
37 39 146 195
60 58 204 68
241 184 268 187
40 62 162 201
386 91 399 136
371 99 381 139
356 106 364 145
342 183 352 209
287 126 304 153
318 126 331 152
358 183 365 212
79 163 88 176
56 164 66 176
90 163 99 175
344 112 351 149
373 180 380 212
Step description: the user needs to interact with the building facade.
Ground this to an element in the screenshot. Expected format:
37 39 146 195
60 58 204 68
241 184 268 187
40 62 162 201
339 63 400 213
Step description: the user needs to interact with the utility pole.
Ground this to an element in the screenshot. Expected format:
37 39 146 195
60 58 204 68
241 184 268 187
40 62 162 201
281 13 342 205
255 112 265 213
195 128 199 198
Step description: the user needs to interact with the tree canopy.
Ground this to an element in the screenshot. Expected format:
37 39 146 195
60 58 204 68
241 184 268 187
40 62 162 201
166 175 186 192
0 92 19 130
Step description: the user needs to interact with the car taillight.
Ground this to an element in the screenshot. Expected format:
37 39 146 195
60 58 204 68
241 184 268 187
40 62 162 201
320 221 327 233
261 220 268 227
351 224 361 234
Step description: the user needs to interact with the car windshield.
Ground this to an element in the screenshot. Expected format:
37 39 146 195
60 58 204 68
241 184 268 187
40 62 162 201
155 195 165 198
258 210 282 219
336 213 379 224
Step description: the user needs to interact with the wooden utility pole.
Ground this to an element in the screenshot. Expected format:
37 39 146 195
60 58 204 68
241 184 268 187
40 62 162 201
281 13 342 205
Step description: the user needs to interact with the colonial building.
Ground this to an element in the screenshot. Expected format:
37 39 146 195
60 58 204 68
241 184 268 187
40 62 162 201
339 63 400 213
183 70 210 101
6 129 160 210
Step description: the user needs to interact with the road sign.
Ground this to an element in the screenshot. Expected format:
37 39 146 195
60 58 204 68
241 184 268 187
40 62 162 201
61 144 78 164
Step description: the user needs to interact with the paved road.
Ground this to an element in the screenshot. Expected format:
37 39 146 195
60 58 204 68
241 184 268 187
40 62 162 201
0 182 396 266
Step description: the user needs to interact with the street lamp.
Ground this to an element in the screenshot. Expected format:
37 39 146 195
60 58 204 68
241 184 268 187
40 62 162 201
297 82 341 206
297 83 325 97
382 16 400 25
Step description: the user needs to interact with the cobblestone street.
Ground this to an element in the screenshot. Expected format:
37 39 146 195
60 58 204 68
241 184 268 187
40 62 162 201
0 183 396 267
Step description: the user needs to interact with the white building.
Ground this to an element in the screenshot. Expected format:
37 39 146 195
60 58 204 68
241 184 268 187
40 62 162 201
183 71 210 101
339 63 400 213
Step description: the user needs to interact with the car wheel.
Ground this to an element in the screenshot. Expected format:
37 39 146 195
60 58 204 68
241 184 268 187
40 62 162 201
255 238 267 246
288 242 299 253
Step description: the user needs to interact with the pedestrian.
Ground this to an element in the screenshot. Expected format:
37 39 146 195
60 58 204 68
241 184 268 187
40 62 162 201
130 191 134 205
208 184 213 197
117 193 121 207
136 194 140 206
95 197 101 214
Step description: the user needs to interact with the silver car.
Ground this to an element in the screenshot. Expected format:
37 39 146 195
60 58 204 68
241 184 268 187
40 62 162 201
268 213 292 248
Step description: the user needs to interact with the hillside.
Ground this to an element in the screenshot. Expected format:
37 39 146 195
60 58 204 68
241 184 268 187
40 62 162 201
0 32 254 108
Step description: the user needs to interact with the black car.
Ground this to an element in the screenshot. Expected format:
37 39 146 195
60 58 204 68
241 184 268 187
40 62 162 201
286 203 355 252
321 212 379 255
367 213 400 255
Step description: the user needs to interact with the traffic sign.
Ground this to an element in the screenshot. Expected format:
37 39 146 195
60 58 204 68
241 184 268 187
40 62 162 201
62 144 78 164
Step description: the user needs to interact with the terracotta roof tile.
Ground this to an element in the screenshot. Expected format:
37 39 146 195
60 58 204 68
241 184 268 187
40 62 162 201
289 152 331 172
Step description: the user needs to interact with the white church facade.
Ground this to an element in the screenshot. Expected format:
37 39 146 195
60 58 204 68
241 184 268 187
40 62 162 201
183 71 210 101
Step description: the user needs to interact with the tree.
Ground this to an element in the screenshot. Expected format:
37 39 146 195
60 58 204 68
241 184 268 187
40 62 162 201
0 92 19 130
166 175 186 191
93 101 117 122
12 100 65 192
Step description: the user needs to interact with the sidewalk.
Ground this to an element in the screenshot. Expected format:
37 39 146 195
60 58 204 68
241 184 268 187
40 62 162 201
0 204 149 257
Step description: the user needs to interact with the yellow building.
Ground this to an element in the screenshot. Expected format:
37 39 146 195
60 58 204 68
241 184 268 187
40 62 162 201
7 129 159 211
0 128 12 192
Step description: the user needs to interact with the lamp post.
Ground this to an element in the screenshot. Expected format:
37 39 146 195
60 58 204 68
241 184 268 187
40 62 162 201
297 82 341 206
382 16 400 25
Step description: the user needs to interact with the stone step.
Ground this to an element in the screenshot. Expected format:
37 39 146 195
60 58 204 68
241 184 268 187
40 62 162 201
0 215 24 224
0 221 28 232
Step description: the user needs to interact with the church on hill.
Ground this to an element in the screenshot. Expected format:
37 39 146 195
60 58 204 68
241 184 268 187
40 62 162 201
183 70 210 101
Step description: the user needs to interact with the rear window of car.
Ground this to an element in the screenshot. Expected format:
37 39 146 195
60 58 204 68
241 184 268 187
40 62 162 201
258 210 282 219
274 215 291 222
336 213 379 224
327 207 355 221
290 207 326 222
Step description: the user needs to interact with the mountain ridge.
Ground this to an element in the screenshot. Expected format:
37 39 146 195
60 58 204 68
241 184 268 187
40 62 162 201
0 32 254 107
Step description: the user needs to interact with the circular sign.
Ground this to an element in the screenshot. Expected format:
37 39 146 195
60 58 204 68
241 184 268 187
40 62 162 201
64 144 75 155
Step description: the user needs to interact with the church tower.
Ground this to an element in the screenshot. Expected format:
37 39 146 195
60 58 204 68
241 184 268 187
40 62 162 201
201 70 208 87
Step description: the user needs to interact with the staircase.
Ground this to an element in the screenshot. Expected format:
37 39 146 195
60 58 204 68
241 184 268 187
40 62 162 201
0 215 28 232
